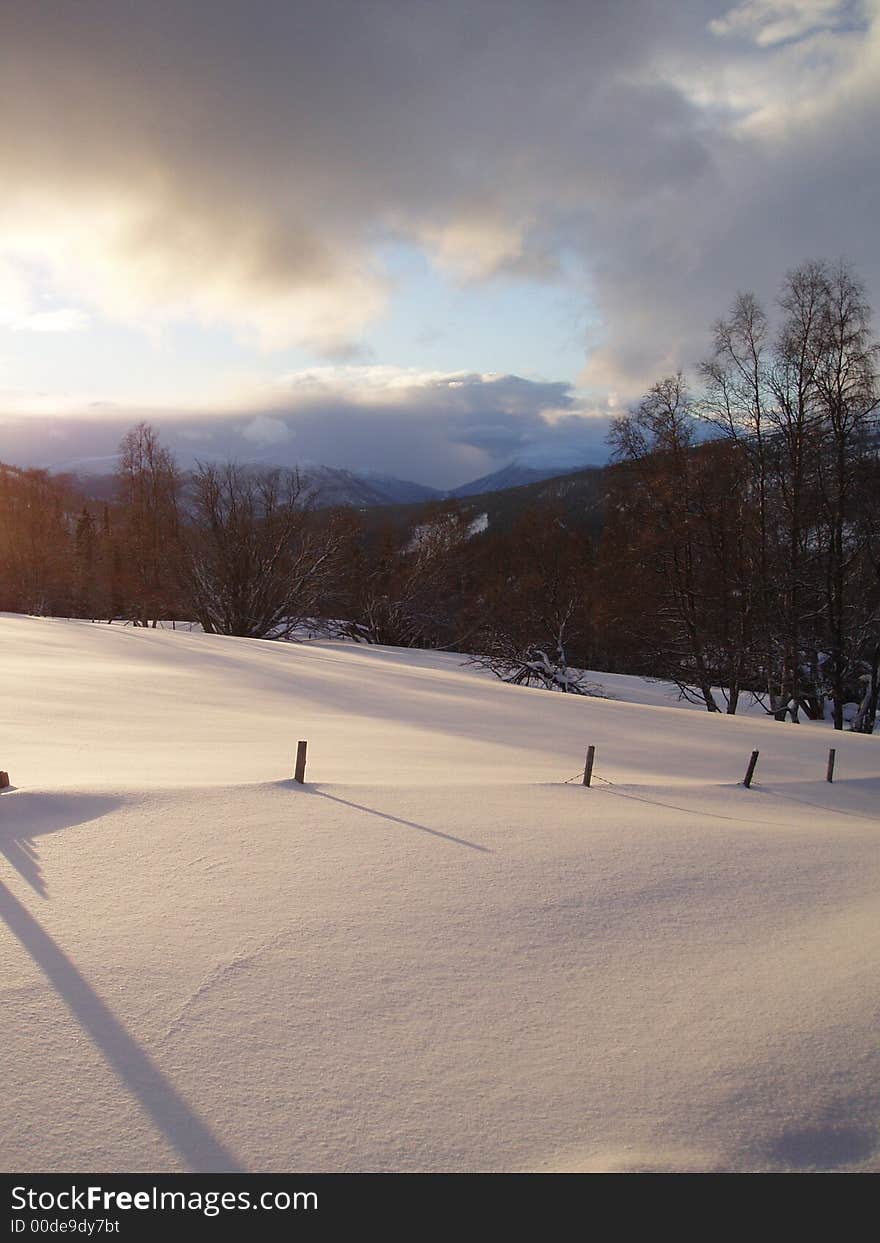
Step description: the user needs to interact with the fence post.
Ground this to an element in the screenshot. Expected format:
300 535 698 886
826 748 836 783
0 771 9 789
583 745 596 788
743 750 759 788
294 741 308 784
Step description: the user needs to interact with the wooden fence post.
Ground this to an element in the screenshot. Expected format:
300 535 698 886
743 750 759 788
826 748 836 783
294 741 308 784
583 745 596 788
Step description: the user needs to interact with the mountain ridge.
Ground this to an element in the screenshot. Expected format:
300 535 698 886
55 455 602 508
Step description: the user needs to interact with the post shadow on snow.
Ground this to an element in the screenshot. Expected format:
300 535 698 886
751 778 880 824
283 781 492 853
0 831 45 896
0 880 242 1173
0 791 123 897
580 783 786 829
574 778 880 830
768 1123 877 1170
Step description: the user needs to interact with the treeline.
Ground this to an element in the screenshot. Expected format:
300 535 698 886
0 431 606 688
604 260 880 731
1 259 877 730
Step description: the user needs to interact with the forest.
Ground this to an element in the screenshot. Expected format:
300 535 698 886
2 260 878 731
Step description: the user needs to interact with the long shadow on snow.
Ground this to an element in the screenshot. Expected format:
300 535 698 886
768 1122 877 1170
589 780 880 829
0 882 242 1172
752 778 880 824
587 784 786 828
0 790 123 897
0 790 242 1172
291 783 492 853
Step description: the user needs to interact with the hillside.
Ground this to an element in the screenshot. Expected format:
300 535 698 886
1 615 878 1172
356 464 607 542
449 456 601 498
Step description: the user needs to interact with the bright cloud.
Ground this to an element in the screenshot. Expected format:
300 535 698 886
6 308 90 334
0 0 877 451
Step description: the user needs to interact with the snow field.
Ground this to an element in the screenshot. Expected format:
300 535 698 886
1 615 878 1171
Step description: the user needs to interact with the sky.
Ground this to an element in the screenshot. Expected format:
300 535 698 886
0 0 878 487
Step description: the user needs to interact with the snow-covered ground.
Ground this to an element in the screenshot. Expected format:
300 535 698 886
1 613 878 1172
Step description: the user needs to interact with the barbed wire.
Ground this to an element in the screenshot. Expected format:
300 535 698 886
560 768 615 786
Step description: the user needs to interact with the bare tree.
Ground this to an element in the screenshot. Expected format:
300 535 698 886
608 374 726 711
184 462 346 639
469 503 601 694
850 455 880 732
700 261 880 727
116 423 182 626
699 293 777 707
332 506 473 648
810 261 880 727
0 464 75 615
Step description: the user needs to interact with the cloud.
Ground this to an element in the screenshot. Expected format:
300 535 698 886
6 308 90 333
0 369 610 487
418 210 530 281
0 256 90 333
0 1 876 394
709 0 851 45
240 415 293 447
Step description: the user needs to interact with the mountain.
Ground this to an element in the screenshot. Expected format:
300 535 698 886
300 466 440 507
449 454 600 498
342 469 441 505
56 471 120 502
456 464 606 536
54 453 607 509
355 464 608 548
58 463 441 509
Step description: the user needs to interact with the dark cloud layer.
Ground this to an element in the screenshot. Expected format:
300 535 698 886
0 373 611 487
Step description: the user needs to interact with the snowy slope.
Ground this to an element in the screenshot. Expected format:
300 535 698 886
1 614 878 1173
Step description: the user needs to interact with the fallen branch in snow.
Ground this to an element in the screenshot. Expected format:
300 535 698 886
468 646 607 696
